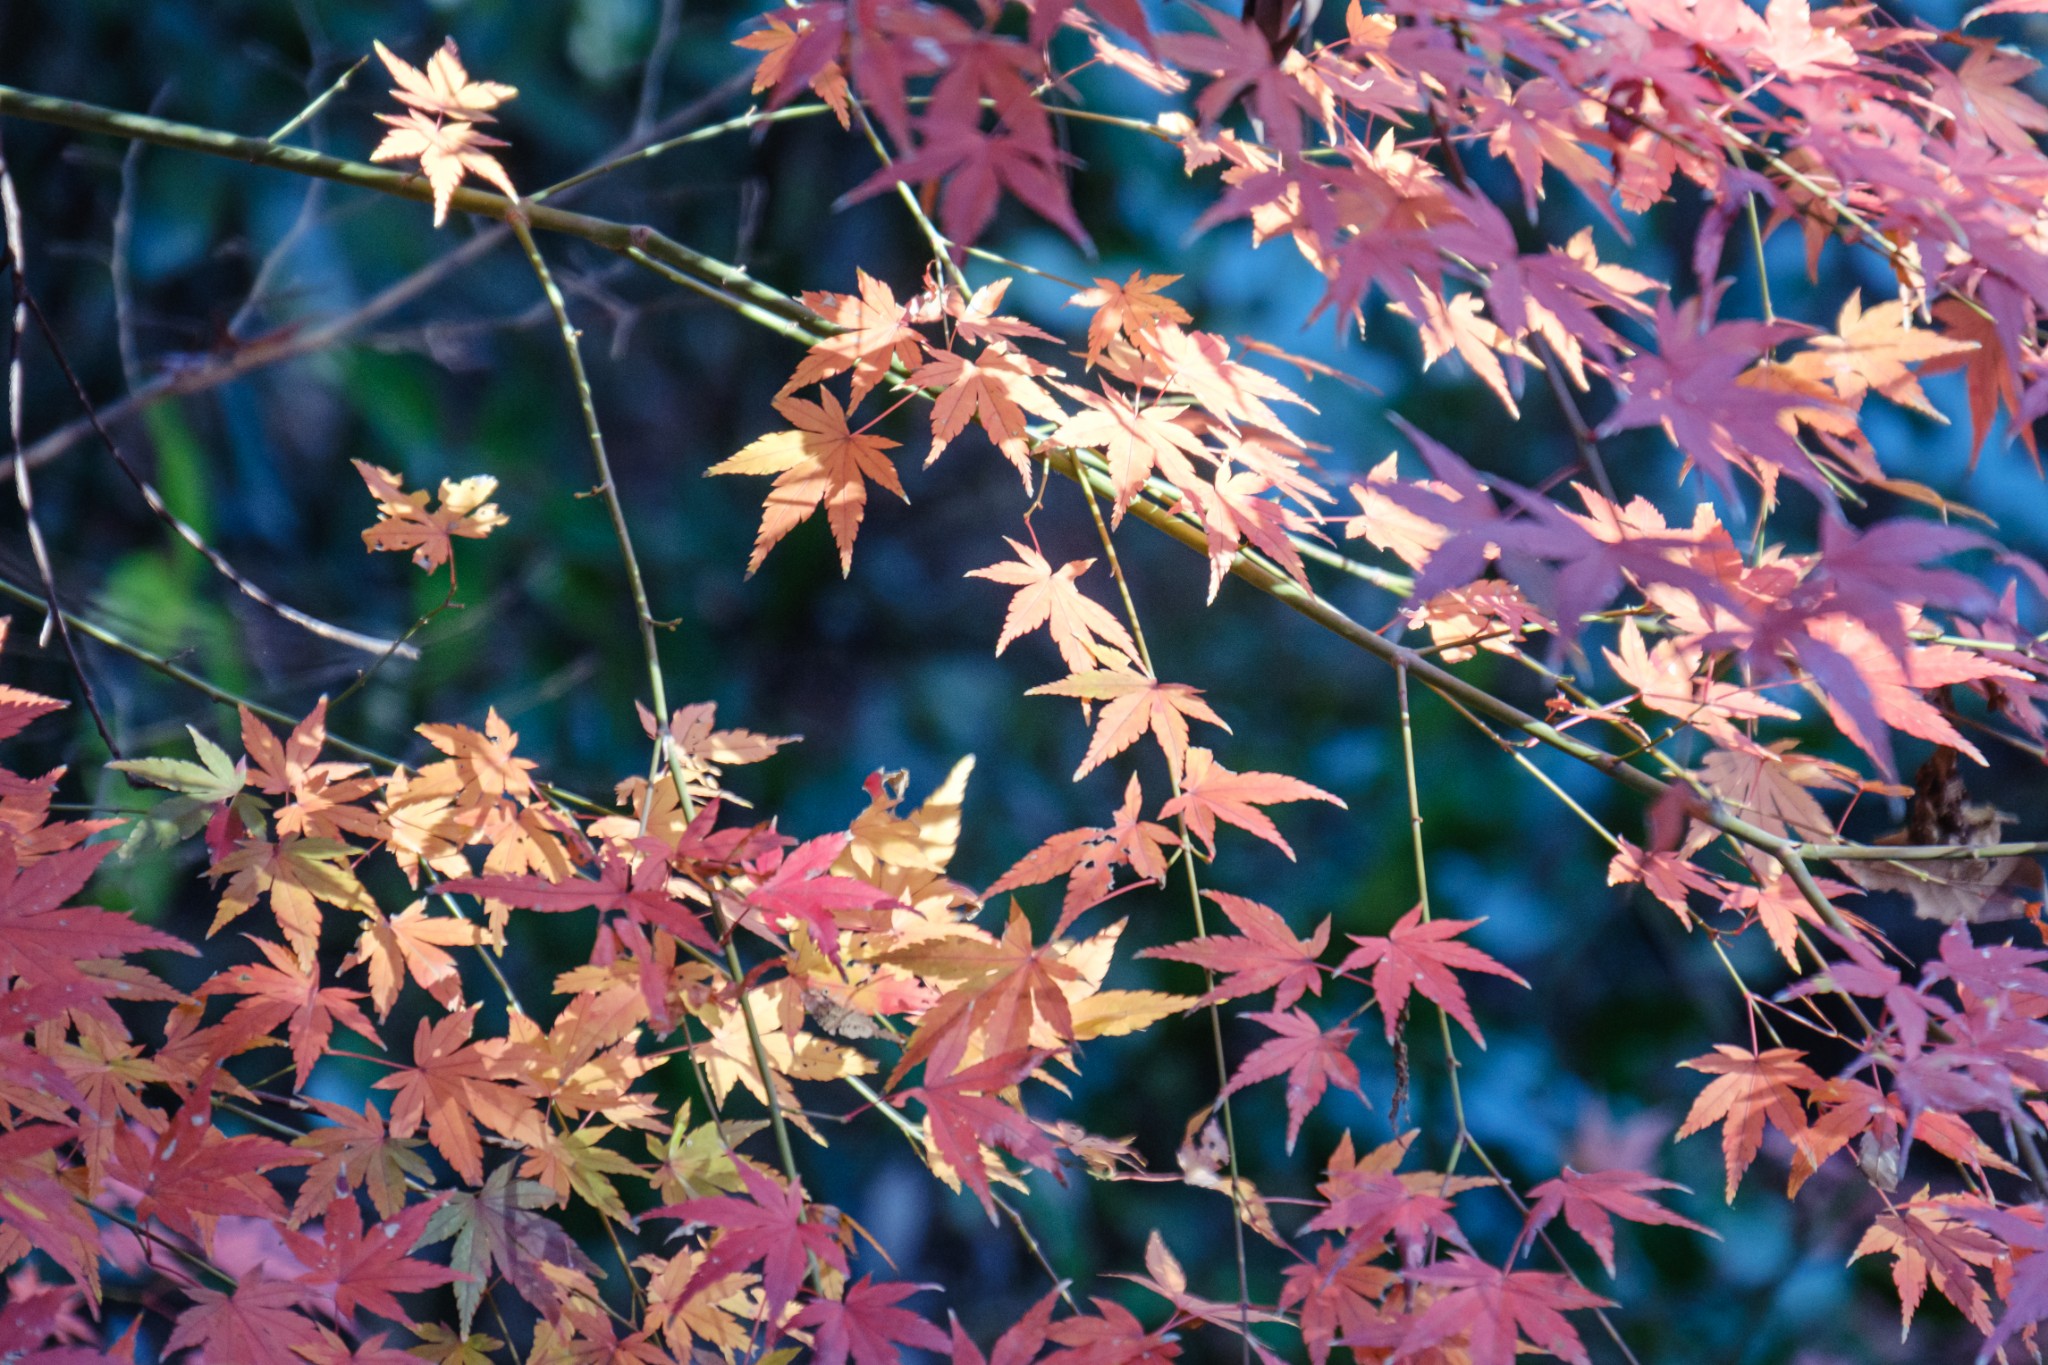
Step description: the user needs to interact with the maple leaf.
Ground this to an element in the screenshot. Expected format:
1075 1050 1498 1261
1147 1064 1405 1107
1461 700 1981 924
708 388 905 576
1851 1195 2000 1337
1069 273 1191 367
293 1328 424 1365
1792 292 1975 420
1798 612 2026 775
950 1287 1060 1365
792 271 926 406
353 462 507 574
1051 386 1211 520
969 538 1138 674
741 831 899 964
121 1074 308 1250
1516 1168 1713 1276
1140 890 1329 1011
195 936 380 1088
896 1048 1062 1219
1161 746 1344 859
734 13 851 125
1026 667 1229 780
208 834 376 971
1397 1254 1614 1365
165 1278 324 1365
374 1008 536 1184
1676 1045 1820 1200
985 775 1178 933
1338 907 1526 1045
1921 297 2032 461
370 111 517 228
373 39 516 123
419 1162 601 1336
344 899 485 1019
0 1126 101 1299
648 1164 848 1325
408 1325 504 1365
286 1196 460 1327
912 345 1066 485
1597 291 1820 495
1042 1298 1182 1365
291 1098 432 1227
1220 1008 1366 1152
790 1278 950 1365
442 838 717 956
0 667 64 742
882 903 1084 1085
0 840 192 991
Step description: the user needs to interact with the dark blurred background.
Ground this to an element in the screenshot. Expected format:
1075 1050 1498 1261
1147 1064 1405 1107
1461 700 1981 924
1 0 2045 1360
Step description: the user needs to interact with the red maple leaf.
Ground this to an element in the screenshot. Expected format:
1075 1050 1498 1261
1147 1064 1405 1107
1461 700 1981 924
120 1073 308 1251
441 838 717 953
790 1278 950 1365
986 775 1177 934
950 1287 1060 1365
1160 746 1344 860
286 1196 461 1327
1852 1196 2000 1336
0 841 192 991
195 937 381 1089
740 831 899 964
1042 1298 1182 1365
894 1048 1062 1220
164 1278 323 1365
1338 907 1527 1045
1140 890 1329 1011
1675 1045 1820 1201
1219 1008 1366 1152
1516 1167 1713 1275
648 1163 848 1324
968 538 1138 674
1395 1254 1613 1365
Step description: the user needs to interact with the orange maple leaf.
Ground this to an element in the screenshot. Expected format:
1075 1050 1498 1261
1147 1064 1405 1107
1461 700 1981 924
354 461 507 576
967 538 1138 673
1676 1044 1819 1201
911 345 1067 484
1026 667 1230 780
374 1007 536 1184
370 39 519 227
1069 272 1191 367
707 389 906 576
791 270 926 406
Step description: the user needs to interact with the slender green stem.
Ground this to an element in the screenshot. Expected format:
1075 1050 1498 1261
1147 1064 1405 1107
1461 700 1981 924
509 215 804 1196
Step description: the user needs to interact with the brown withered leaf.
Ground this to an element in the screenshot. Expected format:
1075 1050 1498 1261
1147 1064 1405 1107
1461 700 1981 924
1841 747 2043 924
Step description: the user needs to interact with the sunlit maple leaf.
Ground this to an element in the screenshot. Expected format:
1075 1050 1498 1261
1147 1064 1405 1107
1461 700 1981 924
790 1278 950 1365
882 904 1084 1085
708 389 905 576
968 538 1138 673
913 345 1067 484
741 831 900 964
647 1164 848 1325
1042 1298 1182 1365
1220 1007 1365 1151
208 834 376 971
1052 386 1211 520
792 271 926 407
120 1074 308 1251
353 462 507 574
1338 906 1526 1045
286 1196 460 1328
985 775 1178 933
1397 1254 1613 1365
373 1008 536 1184
1792 292 1976 420
1161 746 1344 859
1676 1045 1820 1200
370 111 517 228
1069 273 1191 367
1516 1168 1713 1276
374 39 515 123
1025 667 1229 780
1142 890 1329 1011
1798 612 2026 774
344 899 485 1019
